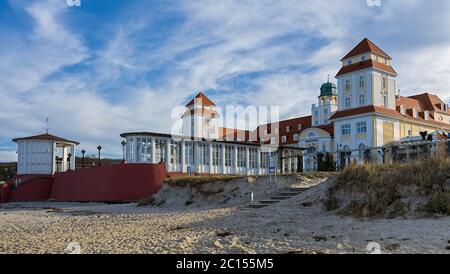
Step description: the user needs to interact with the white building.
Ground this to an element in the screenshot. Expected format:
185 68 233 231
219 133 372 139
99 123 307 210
12 133 79 175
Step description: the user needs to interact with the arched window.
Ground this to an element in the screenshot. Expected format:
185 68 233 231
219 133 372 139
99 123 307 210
307 146 317 154
359 76 365 89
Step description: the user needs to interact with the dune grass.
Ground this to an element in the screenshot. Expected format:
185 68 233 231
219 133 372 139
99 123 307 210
325 158 450 218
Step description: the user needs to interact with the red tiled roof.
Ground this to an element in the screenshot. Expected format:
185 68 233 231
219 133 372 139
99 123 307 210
341 38 391 60
336 59 397 77
12 133 80 145
329 105 403 120
330 104 450 129
185 92 216 107
407 93 449 113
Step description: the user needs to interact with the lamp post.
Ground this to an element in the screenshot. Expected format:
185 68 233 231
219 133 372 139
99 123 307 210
67 153 72 171
81 149 86 168
121 140 126 163
97 145 102 167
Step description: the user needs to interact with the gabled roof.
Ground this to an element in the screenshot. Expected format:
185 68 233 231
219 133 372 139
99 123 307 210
185 92 216 107
336 59 397 77
341 38 392 60
407 93 449 113
12 133 79 145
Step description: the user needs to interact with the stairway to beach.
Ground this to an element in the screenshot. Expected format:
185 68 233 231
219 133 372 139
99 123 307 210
247 187 309 209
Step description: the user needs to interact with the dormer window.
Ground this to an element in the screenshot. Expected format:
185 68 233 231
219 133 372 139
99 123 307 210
400 105 406 115
361 56 366 61
413 108 418 118
424 111 430 120
348 60 352 65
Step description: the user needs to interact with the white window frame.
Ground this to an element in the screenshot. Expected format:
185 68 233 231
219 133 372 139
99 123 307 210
356 122 367 133
341 124 351 135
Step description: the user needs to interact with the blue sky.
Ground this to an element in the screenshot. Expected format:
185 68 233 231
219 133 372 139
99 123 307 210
1 0 449 161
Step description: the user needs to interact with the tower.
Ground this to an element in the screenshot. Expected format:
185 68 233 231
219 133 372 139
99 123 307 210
182 92 220 139
335 38 397 111
311 78 338 126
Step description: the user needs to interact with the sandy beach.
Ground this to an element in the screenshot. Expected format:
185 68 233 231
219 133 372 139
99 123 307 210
0 175 449 254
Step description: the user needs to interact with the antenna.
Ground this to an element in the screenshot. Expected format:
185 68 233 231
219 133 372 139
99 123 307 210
44 117 50 134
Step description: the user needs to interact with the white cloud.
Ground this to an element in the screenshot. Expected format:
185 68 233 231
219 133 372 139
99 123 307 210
0 0 449 162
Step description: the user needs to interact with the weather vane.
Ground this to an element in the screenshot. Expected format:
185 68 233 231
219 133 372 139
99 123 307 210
44 117 50 134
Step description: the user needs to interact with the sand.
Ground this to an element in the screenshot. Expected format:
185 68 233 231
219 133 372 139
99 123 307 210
0 174 448 254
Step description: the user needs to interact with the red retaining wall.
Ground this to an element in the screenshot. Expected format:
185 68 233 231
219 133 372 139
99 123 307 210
7 175 53 202
49 163 166 202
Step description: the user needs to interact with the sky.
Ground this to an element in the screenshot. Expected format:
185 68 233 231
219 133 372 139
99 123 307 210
0 0 449 161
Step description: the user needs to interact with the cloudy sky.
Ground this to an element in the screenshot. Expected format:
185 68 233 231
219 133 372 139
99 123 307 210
0 0 449 161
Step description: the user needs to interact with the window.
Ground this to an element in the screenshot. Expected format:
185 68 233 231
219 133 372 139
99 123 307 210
286 126 290 132
361 56 366 61
382 94 388 107
225 146 233 166
347 60 352 65
324 119 329 124
324 108 328 115
359 76 365 89
127 138 134 161
308 132 315 138
249 148 258 168
341 124 351 135
200 143 209 165
314 120 319 126
359 94 365 106
322 144 326 152
345 97 351 109
212 144 221 166
270 137 276 144
293 134 299 141
400 105 406 115
345 79 351 92
412 108 418 118
185 143 193 166
314 110 319 116
237 147 246 167
260 152 268 168
155 139 165 162
298 124 302 130
357 122 367 133
281 136 287 143
382 76 387 90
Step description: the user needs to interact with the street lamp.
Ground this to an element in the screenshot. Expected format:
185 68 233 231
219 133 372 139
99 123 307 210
121 140 126 163
67 153 72 171
81 149 86 168
97 145 102 167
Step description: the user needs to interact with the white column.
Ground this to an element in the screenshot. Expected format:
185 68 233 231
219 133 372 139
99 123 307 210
209 143 213 174
151 137 156 163
62 146 68 171
181 140 186 173
221 145 226 175
165 139 171 172
233 145 238 175
257 147 261 175
245 146 250 175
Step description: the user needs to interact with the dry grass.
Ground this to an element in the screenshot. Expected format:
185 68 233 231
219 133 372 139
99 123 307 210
324 158 450 218
163 175 244 187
